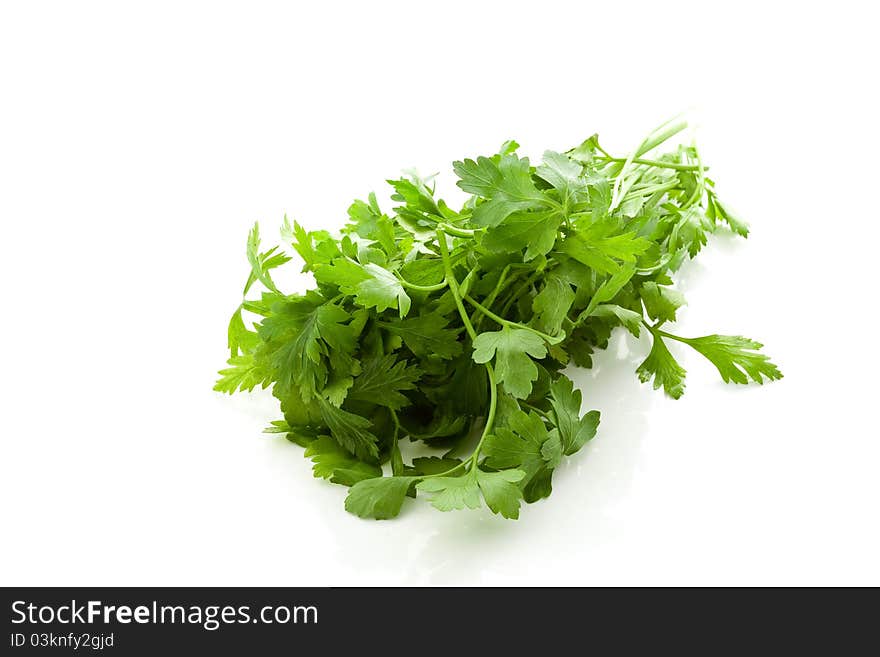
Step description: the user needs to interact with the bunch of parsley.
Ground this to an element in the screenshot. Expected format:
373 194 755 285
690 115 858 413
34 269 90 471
216 118 781 520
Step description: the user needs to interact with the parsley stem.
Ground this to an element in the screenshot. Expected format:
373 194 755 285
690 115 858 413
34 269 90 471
464 295 561 345
469 364 497 472
436 227 498 472
654 327 691 344
598 156 705 171
438 223 476 239
498 270 543 317
436 229 478 342
389 409 404 477
623 180 679 199
594 141 614 159
473 265 513 330
396 276 448 292
681 144 706 210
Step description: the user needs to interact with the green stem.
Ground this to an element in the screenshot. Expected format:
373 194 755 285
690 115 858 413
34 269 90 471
396 276 448 292
469 365 497 471
438 222 476 239
655 327 692 344
464 295 561 344
611 115 688 211
389 409 404 477
623 180 679 200
499 270 542 318
636 115 688 158
594 141 614 159
474 265 514 330
436 229 478 341
681 144 706 210
435 227 499 473
598 155 705 171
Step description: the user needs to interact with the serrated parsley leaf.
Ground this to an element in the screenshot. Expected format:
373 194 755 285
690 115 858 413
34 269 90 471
589 304 642 336
453 154 547 227
559 229 650 275
416 473 482 511
636 330 687 399
708 194 749 237
379 312 462 360
227 306 260 357
548 376 600 455
482 210 562 261
345 476 415 519
313 257 370 292
540 432 564 468
579 263 637 319
536 150 586 207
675 334 783 385
483 409 557 481
475 469 525 519
246 223 290 295
641 282 686 324
472 327 548 399
260 296 357 401
347 354 420 409
304 436 382 485
532 275 575 336
415 469 525 518
318 399 379 461
214 354 270 394
355 263 411 318
316 260 411 318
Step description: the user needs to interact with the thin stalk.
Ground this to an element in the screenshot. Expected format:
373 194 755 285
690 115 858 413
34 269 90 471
434 227 499 473
397 276 448 292
464 295 561 344
498 270 543 318
598 155 705 171
438 222 476 239
389 409 404 477
680 143 706 210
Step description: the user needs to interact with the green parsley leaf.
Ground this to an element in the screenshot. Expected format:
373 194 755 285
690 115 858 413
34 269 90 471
379 312 463 360
475 469 526 519
347 354 421 410
416 473 482 512
304 436 382 486
318 399 380 461
454 154 548 226
641 281 686 324
472 327 548 399
532 275 575 336
345 476 416 520
636 329 687 399
548 376 600 455
674 333 783 385
482 210 562 261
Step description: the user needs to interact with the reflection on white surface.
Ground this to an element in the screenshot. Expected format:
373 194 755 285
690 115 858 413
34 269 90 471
398 333 653 585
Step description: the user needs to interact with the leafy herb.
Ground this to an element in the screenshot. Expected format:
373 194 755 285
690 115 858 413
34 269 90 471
216 118 782 520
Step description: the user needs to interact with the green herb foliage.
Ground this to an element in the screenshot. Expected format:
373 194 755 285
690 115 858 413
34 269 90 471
216 118 782 519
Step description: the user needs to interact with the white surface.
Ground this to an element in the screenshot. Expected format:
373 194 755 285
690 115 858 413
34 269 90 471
1 1 878 586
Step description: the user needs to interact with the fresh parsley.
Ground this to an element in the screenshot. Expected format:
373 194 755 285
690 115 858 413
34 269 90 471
216 118 782 520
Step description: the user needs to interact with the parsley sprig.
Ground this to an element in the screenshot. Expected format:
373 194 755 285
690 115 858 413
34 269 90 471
216 120 781 520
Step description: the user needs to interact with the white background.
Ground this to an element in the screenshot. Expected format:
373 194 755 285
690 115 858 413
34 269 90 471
2 1 878 586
